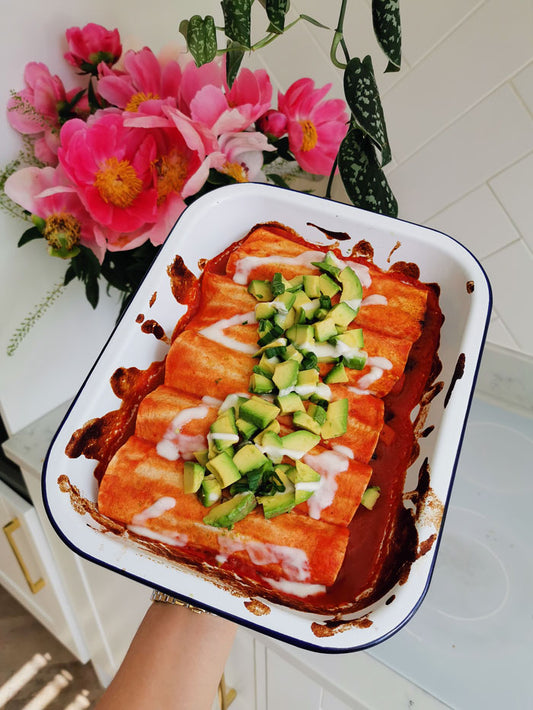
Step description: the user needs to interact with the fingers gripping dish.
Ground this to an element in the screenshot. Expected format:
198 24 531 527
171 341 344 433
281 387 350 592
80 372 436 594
91 221 440 608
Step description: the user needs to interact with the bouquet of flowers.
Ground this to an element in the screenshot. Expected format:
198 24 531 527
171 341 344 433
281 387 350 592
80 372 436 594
2 1 400 352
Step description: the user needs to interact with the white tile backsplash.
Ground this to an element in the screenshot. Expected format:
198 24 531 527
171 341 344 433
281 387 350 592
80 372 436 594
513 60 533 115
489 152 533 252
426 185 520 260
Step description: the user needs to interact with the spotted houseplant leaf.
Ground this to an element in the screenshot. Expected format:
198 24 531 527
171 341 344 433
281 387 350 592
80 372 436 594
180 15 218 66
338 127 398 217
372 0 401 72
343 55 391 166
264 0 289 34
221 0 253 48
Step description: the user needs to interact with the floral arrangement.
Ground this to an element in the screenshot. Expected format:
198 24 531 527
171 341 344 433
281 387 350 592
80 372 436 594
2 1 401 353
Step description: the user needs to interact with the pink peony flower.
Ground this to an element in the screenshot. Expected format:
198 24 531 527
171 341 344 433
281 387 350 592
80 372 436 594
218 131 275 183
58 111 158 234
64 23 122 72
256 109 287 139
96 47 181 112
7 62 87 165
180 60 272 135
4 165 108 261
276 78 348 175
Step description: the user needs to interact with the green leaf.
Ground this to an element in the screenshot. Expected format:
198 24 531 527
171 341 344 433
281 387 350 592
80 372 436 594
372 0 401 72
266 173 292 189
184 15 218 66
265 0 289 33
17 226 43 247
225 40 246 87
221 0 253 48
85 276 100 309
344 56 391 166
338 127 398 217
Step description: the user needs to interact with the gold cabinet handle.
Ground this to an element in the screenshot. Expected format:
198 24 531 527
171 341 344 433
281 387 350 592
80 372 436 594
218 673 236 710
3 517 45 594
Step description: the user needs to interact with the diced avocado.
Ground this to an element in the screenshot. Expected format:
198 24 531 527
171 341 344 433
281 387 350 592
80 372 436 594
307 402 327 426
249 372 274 394
336 328 364 349
199 474 222 507
255 301 276 320
273 290 296 311
272 359 299 392
210 408 239 452
303 274 321 298
262 418 281 435
256 353 278 376
323 362 349 384
254 336 287 357
314 318 338 343
248 280 272 301
236 417 258 440
239 396 280 429
343 352 367 370
287 274 304 291
328 302 357 327
220 394 248 414
288 460 321 505
274 308 296 330
280 430 320 458
321 398 349 440
271 272 288 296
286 324 314 347
300 298 321 322
193 450 209 466
203 491 257 529
361 485 381 510
232 444 268 474
255 429 284 463
296 369 319 395
339 265 363 302
183 461 205 494
206 451 242 488
292 410 322 435
257 470 295 519
257 321 284 347
276 391 305 414
282 344 303 364
319 273 341 298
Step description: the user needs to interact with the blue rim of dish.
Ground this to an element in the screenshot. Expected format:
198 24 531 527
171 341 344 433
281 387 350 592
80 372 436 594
40 182 493 654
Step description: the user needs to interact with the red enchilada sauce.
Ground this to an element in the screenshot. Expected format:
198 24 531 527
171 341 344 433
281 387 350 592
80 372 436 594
65 223 444 614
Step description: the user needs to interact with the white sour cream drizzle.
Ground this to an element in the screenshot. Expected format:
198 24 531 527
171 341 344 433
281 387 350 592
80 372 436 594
131 497 176 525
232 251 323 285
346 260 372 288
156 405 210 461
300 338 364 366
263 577 326 598
348 356 393 395
332 444 354 459
215 535 310 582
361 294 388 306
278 381 332 401
202 395 223 407
219 393 250 412
128 525 188 547
199 311 257 354
303 450 350 519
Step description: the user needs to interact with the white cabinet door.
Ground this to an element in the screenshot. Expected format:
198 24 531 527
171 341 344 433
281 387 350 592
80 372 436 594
0 479 88 660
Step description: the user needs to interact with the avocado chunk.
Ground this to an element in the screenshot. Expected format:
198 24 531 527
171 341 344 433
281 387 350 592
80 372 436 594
307 402 327 426
206 451 242 488
339 265 363 304
280 430 320 458
257 470 295 519
249 372 274 394
323 362 349 384
203 491 257 529
183 461 205 494
255 301 277 320
286 324 314 347
288 460 321 505
319 273 341 298
236 417 258 440
233 444 268 474
292 410 322 435
272 359 299 392
303 274 321 298
210 408 239 452
276 391 305 414
314 318 338 342
193 450 209 466
321 398 349 439
248 280 272 301
282 344 303 364
361 486 381 510
255 429 284 463
199 474 222 507
328 302 358 327
239 396 280 429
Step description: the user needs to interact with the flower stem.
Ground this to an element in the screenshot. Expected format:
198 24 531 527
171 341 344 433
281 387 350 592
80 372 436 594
6 281 65 356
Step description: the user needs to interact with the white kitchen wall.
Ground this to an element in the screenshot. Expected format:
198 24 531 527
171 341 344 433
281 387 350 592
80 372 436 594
1 0 531 432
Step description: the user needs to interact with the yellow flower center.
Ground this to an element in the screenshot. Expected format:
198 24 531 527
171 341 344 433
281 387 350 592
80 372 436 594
43 212 81 250
299 119 318 152
125 92 160 112
157 150 189 202
222 161 248 183
94 157 143 208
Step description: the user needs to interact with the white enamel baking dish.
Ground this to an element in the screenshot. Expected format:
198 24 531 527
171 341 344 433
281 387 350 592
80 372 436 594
42 183 491 652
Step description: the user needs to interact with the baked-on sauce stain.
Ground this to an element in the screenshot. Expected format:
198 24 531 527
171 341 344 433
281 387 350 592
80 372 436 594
64 223 445 620
466 280 475 294
307 222 351 241
444 352 466 408
141 319 167 342
387 241 402 263
244 599 271 616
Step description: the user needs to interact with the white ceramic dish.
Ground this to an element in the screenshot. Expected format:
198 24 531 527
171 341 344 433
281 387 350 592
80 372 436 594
42 183 491 652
